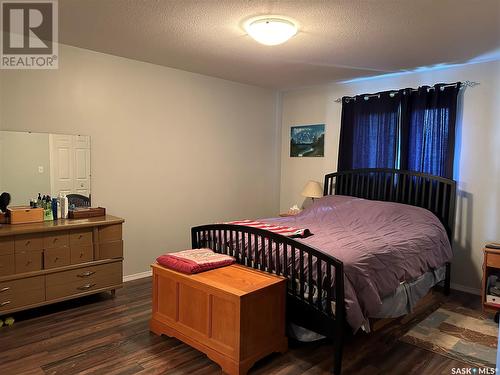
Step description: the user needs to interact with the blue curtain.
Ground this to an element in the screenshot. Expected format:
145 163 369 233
400 83 461 178
338 92 400 171
338 83 461 179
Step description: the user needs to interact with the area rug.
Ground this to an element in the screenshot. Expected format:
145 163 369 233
400 307 498 368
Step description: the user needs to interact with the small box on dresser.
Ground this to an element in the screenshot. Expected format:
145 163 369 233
8 207 44 225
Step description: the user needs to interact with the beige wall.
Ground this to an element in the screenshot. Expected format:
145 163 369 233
1 42 497 292
280 60 500 293
0 45 280 276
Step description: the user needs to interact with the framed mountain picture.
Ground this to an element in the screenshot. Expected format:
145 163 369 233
290 124 325 157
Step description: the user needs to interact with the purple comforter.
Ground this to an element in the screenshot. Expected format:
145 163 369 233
263 195 452 331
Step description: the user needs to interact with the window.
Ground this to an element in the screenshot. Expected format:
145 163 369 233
338 91 400 171
338 83 461 179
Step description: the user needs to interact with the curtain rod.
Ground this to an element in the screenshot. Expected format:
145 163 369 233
333 80 480 103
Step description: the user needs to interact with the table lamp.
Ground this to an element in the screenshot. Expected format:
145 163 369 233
301 180 323 201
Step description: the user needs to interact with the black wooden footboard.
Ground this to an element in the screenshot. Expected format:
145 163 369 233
191 224 346 374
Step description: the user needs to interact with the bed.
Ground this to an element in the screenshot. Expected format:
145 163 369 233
191 168 456 374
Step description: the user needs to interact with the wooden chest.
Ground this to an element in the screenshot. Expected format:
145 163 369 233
150 264 287 375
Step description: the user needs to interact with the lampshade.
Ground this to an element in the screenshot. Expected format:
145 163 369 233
301 180 323 198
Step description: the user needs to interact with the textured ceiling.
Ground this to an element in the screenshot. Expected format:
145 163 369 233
59 0 500 89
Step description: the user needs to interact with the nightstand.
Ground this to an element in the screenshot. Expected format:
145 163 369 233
481 243 500 321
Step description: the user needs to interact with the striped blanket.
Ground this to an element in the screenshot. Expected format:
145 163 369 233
225 219 311 238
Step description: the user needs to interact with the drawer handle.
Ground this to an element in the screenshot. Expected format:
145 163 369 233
78 235 83 239
77 283 96 290
25 240 31 246
0 300 10 307
0 287 9 293
77 271 95 278
53 238 58 243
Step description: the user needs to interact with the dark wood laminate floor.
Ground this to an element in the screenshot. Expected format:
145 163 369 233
0 278 483 375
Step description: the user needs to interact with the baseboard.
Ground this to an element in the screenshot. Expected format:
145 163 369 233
123 270 152 282
451 282 481 296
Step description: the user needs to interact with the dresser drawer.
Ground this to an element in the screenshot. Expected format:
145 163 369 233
15 234 44 253
0 276 45 312
99 224 122 243
44 231 69 249
487 253 500 268
46 262 122 300
70 245 93 265
69 229 93 247
44 247 70 269
99 240 123 259
0 236 14 256
15 250 43 273
0 254 15 276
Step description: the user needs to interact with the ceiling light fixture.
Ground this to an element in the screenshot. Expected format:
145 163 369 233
244 16 298 46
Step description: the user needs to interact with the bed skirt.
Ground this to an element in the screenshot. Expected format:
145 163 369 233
289 265 446 341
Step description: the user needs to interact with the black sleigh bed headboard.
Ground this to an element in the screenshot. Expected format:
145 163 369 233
323 168 457 240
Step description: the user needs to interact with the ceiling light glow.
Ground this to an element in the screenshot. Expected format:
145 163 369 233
244 17 298 46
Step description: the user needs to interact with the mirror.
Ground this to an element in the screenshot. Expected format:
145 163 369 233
0 131 91 206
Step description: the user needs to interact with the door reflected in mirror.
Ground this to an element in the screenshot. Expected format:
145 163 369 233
0 131 91 206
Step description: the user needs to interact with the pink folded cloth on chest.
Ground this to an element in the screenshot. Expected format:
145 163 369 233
156 248 235 274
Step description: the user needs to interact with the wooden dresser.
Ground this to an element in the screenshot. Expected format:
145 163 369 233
0 215 124 315
150 264 287 375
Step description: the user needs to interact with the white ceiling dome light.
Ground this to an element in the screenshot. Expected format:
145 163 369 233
244 16 298 46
